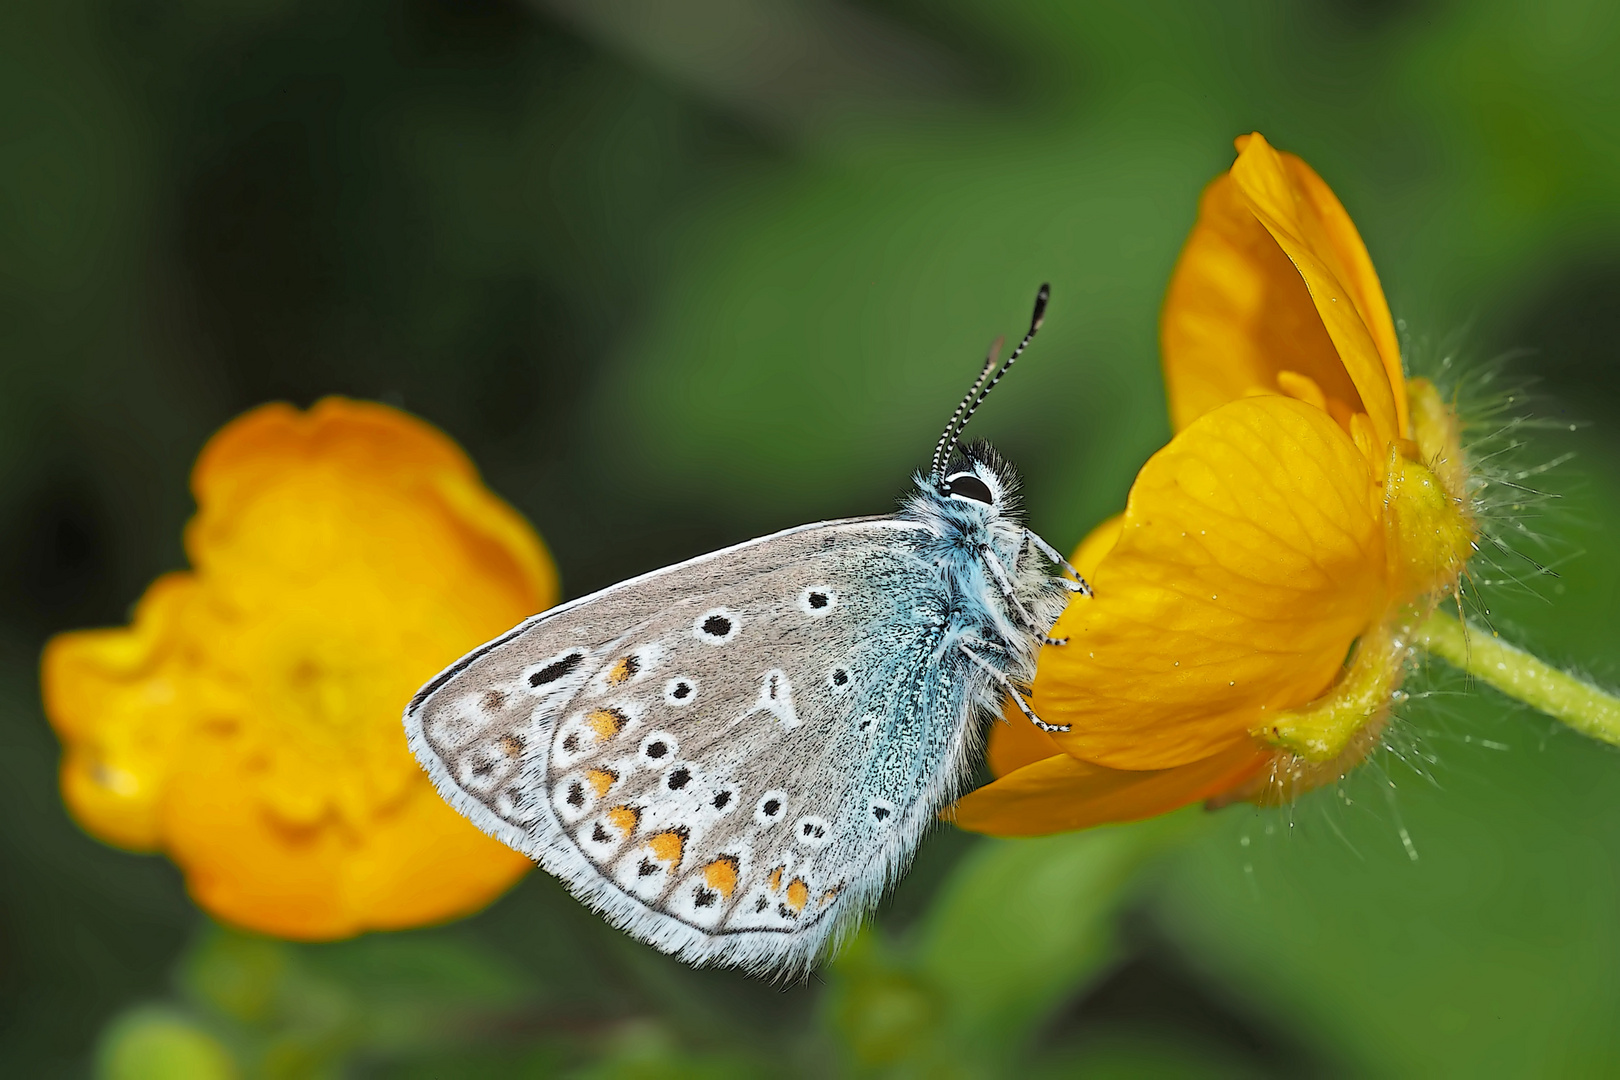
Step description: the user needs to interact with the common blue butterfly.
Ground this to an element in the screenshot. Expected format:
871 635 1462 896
405 286 1088 975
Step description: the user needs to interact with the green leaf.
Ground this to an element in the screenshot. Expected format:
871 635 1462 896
916 818 1196 1052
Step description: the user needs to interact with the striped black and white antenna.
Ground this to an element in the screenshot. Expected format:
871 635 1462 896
929 283 1050 484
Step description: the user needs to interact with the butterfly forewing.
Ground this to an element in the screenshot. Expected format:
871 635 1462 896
406 516 977 973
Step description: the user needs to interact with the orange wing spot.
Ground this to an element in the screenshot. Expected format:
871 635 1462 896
647 830 685 867
497 733 524 758
585 768 617 797
785 878 809 912
767 866 784 892
606 655 640 685
586 707 627 740
605 805 640 836
820 884 843 904
703 856 740 898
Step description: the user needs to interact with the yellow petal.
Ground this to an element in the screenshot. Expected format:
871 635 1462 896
41 574 199 850
1229 133 1404 443
986 714 1062 778
954 740 1270 838
43 398 556 937
1265 138 1405 436
985 512 1125 778
161 732 531 939
1037 394 1387 770
1161 173 1363 434
1071 514 1123 579
1161 134 1406 443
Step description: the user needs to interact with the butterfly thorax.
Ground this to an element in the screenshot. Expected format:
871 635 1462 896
900 444 1069 680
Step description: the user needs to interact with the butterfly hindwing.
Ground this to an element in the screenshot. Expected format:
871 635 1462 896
406 515 988 973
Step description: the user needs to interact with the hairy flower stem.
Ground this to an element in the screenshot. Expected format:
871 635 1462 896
1417 611 1620 746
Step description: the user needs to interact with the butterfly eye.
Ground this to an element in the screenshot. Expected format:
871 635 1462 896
943 471 995 504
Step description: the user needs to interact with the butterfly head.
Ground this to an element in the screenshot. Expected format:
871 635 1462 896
909 440 1024 539
934 442 1013 512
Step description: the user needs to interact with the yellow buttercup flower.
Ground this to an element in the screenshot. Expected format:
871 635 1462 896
957 133 1476 836
43 398 555 937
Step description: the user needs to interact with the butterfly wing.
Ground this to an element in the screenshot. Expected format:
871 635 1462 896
405 515 985 974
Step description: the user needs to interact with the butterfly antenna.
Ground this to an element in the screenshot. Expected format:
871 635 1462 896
930 340 1000 481
937 283 1049 474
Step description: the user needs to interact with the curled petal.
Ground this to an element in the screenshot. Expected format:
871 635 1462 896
1162 134 1405 442
1228 133 1404 443
954 740 1270 838
1037 395 1387 770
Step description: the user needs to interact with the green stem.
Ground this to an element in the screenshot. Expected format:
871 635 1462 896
1416 610 1620 746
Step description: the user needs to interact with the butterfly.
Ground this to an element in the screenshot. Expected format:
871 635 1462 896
404 285 1088 976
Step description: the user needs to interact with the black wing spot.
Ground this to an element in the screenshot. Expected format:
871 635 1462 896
702 614 732 637
809 591 829 609
802 822 825 839
667 767 691 790
712 791 731 810
763 798 780 817
471 759 494 778
754 896 769 913
767 673 781 699
592 824 610 843
530 652 584 688
637 858 660 878
831 668 849 686
566 782 584 808
777 903 799 920
673 681 691 699
562 733 580 753
858 717 874 732
694 887 717 908
872 805 890 821
646 741 668 760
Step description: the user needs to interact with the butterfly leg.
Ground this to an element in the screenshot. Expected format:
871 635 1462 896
980 546 1069 646
980 547 1044 628
959 642 1070 733
1024 529 1092 596
972 544 1062 647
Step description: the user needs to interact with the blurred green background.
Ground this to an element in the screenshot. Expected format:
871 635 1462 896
3 0 1619 1075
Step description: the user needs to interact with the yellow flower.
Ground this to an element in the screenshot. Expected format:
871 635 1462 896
43 398 555 937
957 133 1476 837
